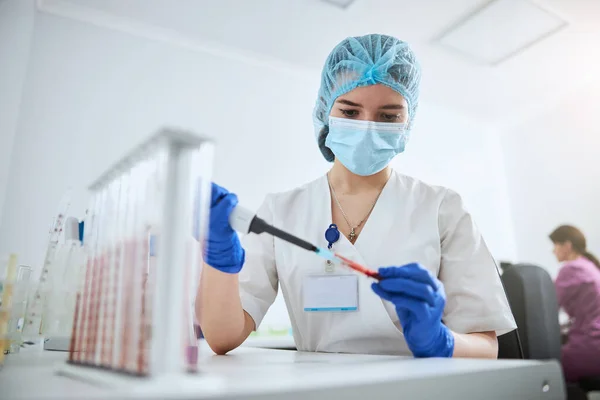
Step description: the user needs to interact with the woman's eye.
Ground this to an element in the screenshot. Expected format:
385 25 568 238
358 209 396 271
340 109 358 118
381 113 400 122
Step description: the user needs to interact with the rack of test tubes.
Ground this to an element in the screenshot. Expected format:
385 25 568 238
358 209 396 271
61 129 213 380
22 194 72 338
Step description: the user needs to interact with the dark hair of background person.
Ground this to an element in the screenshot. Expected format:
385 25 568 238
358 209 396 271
549 225 600 269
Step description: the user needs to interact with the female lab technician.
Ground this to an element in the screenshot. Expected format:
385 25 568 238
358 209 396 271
550 225 600 381
196 34 516 358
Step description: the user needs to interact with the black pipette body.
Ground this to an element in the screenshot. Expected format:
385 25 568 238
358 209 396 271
248 216 318 252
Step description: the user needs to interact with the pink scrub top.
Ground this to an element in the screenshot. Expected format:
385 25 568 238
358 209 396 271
555 256 600 382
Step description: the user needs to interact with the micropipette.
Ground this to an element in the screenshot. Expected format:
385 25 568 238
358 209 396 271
229 206 381 280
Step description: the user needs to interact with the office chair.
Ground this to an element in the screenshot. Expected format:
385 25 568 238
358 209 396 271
501 263 600 400
497 324 524 359
496 263 524 359
501 263 561 359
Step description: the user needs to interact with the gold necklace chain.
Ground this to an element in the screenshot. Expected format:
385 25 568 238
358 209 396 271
327 173 387 243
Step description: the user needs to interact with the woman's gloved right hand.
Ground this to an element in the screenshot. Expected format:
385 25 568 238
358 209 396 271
205 183 245 273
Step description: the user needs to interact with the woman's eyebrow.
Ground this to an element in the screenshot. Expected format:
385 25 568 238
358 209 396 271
336 99 362 107
379 104 405 110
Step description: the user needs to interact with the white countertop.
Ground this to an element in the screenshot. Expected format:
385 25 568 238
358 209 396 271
1 342 565 400
240 335 296 349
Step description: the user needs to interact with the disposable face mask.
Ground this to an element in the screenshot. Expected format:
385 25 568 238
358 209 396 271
325 116 409 176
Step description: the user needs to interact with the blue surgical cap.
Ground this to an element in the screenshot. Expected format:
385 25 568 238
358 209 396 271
313 34 421 161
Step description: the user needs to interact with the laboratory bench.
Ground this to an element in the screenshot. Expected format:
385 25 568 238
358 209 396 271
1 340 565 400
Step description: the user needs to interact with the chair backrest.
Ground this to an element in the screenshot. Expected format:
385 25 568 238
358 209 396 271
501 264 562 360
497 329 524 359
496 263 524 359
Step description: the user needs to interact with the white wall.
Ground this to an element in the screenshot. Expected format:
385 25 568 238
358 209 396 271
0 11 324 266
0 10 517 327
501 85 600 277
0 0 36 227
394 105 517 262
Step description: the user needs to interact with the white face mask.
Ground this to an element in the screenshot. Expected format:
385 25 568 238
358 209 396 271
325 116 409 176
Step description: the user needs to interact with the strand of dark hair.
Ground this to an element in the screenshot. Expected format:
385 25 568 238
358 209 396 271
583 251 600 269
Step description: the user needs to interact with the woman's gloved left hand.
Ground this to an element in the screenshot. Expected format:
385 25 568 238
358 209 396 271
371 263 455 358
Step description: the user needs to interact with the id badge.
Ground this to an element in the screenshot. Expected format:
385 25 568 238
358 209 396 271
303 275 358 312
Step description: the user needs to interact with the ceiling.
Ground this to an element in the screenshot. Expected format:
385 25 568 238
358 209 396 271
40 0 600 129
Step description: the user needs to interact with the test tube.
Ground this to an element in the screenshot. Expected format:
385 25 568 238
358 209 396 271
127 160 146 374
69 209 88 363
91 191 106 366
60 222 84 343
97 179 116 367
79 194 95 364
0 254 19 364
102 176 121 368
8 265 33 354
118 167 136 372
88 188 105 364
185 171 200 372
137 155 163 376
92 190 106 366
99 188 112 364
184 239 198 373
135 160 150 375
86 187 106 365
112 171 130 371
124 161 146 373
71 194 97 364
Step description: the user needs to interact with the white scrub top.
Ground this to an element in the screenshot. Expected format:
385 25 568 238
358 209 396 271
238 171 516 355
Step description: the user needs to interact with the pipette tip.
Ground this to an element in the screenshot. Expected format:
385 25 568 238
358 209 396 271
315 247 336 261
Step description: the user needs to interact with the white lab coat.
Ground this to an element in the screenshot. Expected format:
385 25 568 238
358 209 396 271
238 171 516 355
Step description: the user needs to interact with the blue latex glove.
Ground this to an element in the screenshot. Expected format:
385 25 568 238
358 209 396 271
205 183 245 273
371 263 454 358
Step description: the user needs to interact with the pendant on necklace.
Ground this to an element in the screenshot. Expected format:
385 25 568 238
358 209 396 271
348 228 356 243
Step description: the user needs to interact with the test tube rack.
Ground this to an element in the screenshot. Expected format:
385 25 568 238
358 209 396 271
58 128 213 381
22 194 71 337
